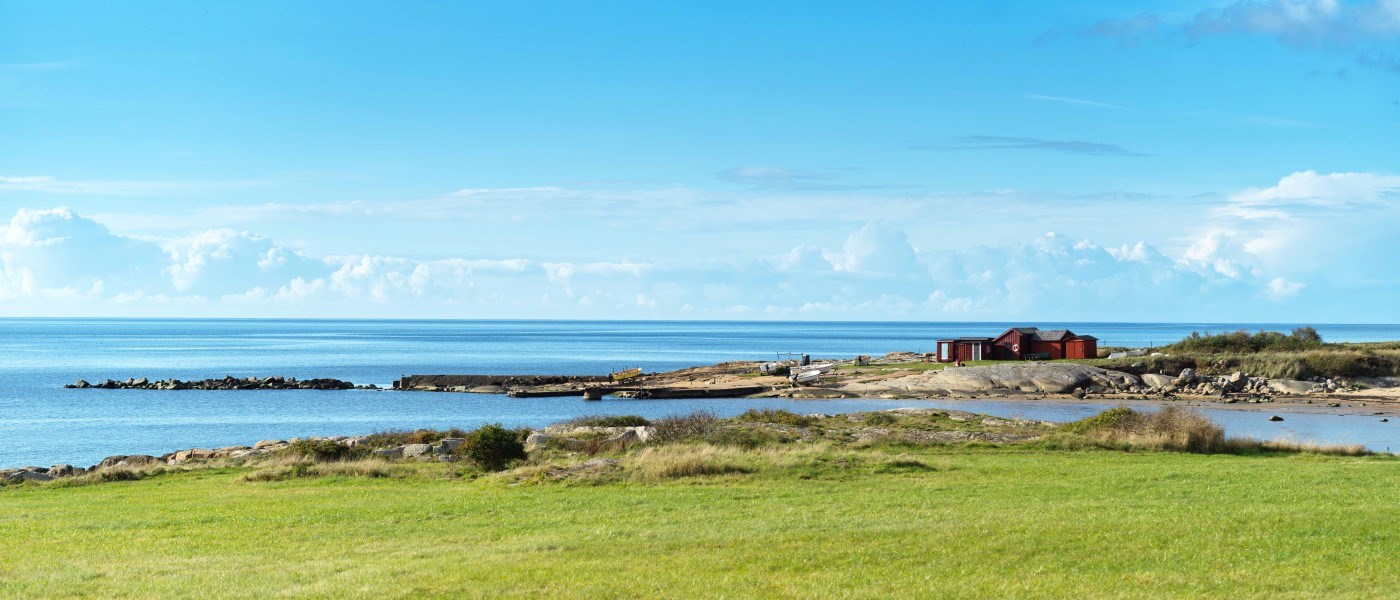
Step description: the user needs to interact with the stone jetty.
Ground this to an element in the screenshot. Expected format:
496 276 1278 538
65 376 365 391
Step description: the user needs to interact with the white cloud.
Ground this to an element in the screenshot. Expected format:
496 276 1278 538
163 229 328 295
1022 93 1127 110
0 207 167 299
0 206 1342 319
1231 170 1400 209
1188 0 1400 46
1267 276 1306 299
1088 1 1400 71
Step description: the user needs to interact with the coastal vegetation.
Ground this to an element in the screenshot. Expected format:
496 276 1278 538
1091 329 1400 380
2 408 1393 597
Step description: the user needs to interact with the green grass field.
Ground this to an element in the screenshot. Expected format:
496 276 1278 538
3 445 1397 598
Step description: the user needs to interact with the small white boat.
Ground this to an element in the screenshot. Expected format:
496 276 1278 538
790 369 822 385
807 363 835 374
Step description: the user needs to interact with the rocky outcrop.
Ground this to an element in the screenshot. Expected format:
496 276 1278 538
922 363 1144 394
65 376 366 391
526 426 657 451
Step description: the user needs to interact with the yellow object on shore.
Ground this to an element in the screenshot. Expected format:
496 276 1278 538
611 367 642 381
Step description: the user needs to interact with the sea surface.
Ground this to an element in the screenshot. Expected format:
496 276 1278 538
3 319 1399 467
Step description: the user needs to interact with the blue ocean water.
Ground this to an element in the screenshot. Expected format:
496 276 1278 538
2 319 1398 467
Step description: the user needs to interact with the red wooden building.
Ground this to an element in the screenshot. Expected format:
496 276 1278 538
934 337 993 363
936 327 1098 362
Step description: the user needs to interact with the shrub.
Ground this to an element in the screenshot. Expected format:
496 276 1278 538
737 409 815 427
287 439 358 461
456 423 527 471
863 413 898 426
566 414 651 427
1061 407 1137 434
652 411 719 443
1164 329 1325 354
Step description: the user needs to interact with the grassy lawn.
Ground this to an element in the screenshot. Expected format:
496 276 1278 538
2 446 1397 598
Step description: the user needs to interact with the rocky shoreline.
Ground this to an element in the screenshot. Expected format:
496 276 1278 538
65 376 370 391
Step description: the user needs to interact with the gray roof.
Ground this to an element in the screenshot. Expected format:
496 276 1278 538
1011 327 1039 334
1032 329 1073 342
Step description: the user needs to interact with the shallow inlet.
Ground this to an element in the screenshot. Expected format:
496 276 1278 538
2 390 1395 467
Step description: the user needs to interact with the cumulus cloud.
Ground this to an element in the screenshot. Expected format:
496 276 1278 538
1267 276 1306 299
164 229 329 295
1231 170 1400 209
0 206 1326 319
0 207 167 299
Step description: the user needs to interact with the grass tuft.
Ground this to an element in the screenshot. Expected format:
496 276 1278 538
627 445 752 480
736 409 815 427
564 414 651 427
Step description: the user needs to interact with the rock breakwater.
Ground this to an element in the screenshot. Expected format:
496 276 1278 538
65 376 366 391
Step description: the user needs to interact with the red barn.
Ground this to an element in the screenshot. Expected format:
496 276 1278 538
989 327 1098 361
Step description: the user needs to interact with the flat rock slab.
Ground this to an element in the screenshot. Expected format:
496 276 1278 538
919 363 1143 394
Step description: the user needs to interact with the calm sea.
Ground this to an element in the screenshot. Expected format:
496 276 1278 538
3 319 1398 467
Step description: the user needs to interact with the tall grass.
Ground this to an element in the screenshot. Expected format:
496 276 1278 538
651 411 720 443
1058 407 1373 456
564 415 651 427
626 445 752 480
238 458 400 482
736 409 815 427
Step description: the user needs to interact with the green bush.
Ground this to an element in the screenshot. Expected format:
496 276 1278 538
736 409 815 427
456 423 527 471
1164 328 1325 354
287 439 358 461
566 415 651 427
863 413 898 426
1062 407 1138 434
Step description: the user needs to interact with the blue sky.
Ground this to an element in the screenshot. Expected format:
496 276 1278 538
2 1 1397 321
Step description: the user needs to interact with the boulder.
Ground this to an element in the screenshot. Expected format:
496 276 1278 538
73 379 91 389
1267 379 1318 395
607 429 642 443
438 438 464 452
96 455 160 470
402 443 432 458
525 432 552 451
1268 415 1284 422
1141 373 1175 389
7 471 54 482
252 440 285 450
47 464 76 477
373 446 404 459
525 432 588 452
